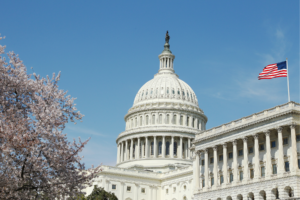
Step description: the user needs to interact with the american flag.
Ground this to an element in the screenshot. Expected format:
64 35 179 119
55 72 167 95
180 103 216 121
258 61 287 80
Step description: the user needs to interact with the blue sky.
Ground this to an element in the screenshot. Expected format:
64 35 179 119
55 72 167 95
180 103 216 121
1 0 299 168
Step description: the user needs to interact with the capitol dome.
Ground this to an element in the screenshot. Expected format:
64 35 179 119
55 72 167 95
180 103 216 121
116 32 207 171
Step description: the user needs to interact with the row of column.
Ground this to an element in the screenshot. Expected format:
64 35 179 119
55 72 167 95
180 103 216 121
117 136 193 164
194 125 299 191
160 56 174 69
126 112 204 130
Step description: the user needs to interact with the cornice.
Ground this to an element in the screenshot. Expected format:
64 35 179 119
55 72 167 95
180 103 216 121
116 157 193 167
117 126 199 141
124 106 207 122
194 102 300 143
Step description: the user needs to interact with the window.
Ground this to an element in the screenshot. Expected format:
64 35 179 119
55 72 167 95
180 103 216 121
230 173 233 183
211 177 214 186
140 143 142 157
186 117 189 126
238 149 243 156
151 89 153 95
167 88 169 94
180 116 183 125
273 164 277 174
151 142 154 155
140 116 143 126
146 115 149 125
182 91 185 96
152 115 155 124
192 118 195 127
174 142 177 155
133 144 135 158
219 155 223 162
249 147 254 154
202 179 205 187
271 141 276 148
159 114 162 124
112 184 116 190
141 188 145 193
182 143 185 155
172 89 175 94
166 189 168 194
285 161 290 172
283 138 288 145
210 157 214 164
158 141 162 155
173 187 176 192
250 169 254 179
184 185 186 190
261 166 265 177
127 186 131 191
135 118 137 127
166 114 170 124
173 115 177 124
296 135 300 142
228 152 233 159
202 160 205 166
259 144 265 151
240 171 243 181
298 159 300 169
166 142 170 155
220 175 224 184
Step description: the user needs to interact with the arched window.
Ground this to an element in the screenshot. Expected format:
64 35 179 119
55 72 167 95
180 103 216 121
173 115 177 124
151 142 154 155
172 89 175 94
187 117 189 126
146 90 148 96
152 115 155 124
146 115 149 125
158 141 162 155
182 91 185 96
180 116 183 125
140 116 143 126
178 89 180 95
131 119 133 128
135 117 137 127
197 119 200 129
166 142 170 155
174 142 177 155
139 143 142 158
161 87 164 94
187 92 189 99
151 89 153 95
166 114 170 124
167 88 169 94
159 114 162 124
192 118 195 127
133 144 135 158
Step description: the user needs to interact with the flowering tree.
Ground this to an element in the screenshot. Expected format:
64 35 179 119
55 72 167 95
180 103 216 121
0 36 101 199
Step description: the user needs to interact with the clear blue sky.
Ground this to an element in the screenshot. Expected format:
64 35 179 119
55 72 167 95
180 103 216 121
1 0 299 168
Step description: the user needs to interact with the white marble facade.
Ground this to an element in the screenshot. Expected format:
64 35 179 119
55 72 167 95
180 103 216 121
84 36 300 200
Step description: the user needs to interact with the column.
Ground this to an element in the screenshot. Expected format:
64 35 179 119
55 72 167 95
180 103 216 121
223 143 228 184
179 137 183 159
213 146 218 187
117 143 120 163
204 149 209 189
254 134 260 179
194 151 200 191
188 138 191 158
195 118 198 129
145 136 149 158
232 140 238 183
125 140 128 161
120 182 125 200
171 136 174 158
153 186 157 199
243 137 249 181
277 127 285 174
290 124 298 172
264 130 272 177
167 57 169 68
162 136 166 158
154 136 157 158
135 184 139 200
130 138 133 160
137 137 140 159
121 142 124 162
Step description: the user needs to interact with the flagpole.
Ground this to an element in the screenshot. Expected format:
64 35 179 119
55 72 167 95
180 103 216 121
286 58 290 102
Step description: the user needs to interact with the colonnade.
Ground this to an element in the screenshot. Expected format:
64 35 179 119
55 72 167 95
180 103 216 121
160 56 174 69
126 112 205 131
194 125 299 191
117 136 193 164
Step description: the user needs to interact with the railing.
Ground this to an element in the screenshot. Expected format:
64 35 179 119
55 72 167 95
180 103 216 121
195 101 300 141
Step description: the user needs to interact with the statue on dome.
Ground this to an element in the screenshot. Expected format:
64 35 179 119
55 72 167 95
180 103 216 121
165 31 170 43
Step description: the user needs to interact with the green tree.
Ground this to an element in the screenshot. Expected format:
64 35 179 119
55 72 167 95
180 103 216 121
86 186 118 200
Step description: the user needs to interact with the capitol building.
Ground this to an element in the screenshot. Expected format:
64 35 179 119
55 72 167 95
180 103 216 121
84 33 300 200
